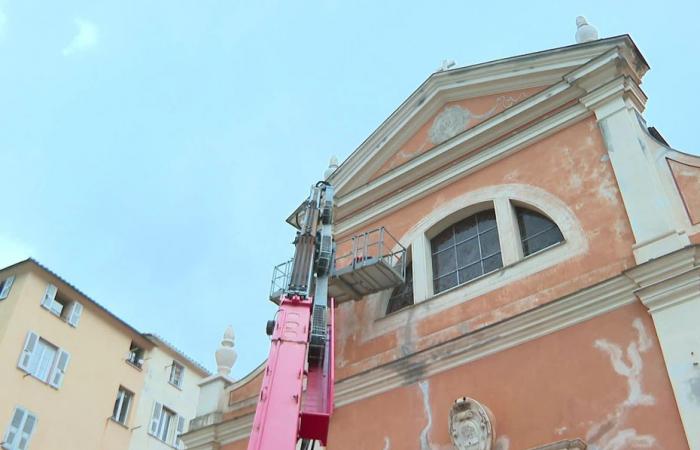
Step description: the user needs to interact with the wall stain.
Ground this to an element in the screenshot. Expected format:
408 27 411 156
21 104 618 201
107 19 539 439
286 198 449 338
587 318 657 450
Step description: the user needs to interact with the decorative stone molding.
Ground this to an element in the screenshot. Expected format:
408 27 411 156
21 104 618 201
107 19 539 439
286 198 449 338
448 397 495 450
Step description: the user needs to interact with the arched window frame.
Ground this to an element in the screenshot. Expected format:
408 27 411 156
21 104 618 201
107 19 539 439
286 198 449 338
373 184 587 325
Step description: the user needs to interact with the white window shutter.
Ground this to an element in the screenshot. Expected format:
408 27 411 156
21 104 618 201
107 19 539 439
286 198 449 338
3 407 26 448
67 302 83 327
149 402 163 436
49 349 70 388
41 284 57 309
18 332 39 372
17 412 37 450
175 415 186 448
0 275 15 299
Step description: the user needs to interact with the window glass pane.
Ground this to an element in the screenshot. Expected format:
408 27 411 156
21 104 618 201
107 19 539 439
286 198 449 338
35 343 57 382
479 228 501 257
453 216 477 243
517 208 554 239
458 262 483 284
113 392 123 420
433 272 458 293
516 207 564 256
432 249 456 279
386 263 413 314
431 227 454 253
119 393 131 423
11 409 25 428
456 238 480 268
22 416 35 434
483 253 503 273
523 228 564 256
430 208 503 293
476 209 497 232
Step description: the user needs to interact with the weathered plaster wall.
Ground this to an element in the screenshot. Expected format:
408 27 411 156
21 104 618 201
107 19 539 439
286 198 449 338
669 159 700 226
370 86 545 180
334 116 636 379
327 303 688 450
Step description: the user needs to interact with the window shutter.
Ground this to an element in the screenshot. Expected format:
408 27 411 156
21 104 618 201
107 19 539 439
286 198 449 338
18 332 39 372
67 302 83 327
48 349 70 388
175 415 186 448
0 275 15 299
149 402 163 436
3 407 26 448
17 412 37 450
41 284 57 309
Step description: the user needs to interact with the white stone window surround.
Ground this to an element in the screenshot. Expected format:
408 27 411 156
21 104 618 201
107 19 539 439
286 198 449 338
366 183 588 339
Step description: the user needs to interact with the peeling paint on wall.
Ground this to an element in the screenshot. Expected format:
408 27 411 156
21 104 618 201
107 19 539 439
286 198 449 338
494 435 510 450
382 436 391 450
587 318 657 450
419 380 433 450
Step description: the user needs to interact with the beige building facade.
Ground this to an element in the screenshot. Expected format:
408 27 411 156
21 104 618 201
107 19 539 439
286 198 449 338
0 259 208 450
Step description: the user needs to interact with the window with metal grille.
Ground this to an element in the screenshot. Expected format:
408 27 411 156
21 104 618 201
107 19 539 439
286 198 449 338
431 209 502 294
386 262 413 314
516 207 564 256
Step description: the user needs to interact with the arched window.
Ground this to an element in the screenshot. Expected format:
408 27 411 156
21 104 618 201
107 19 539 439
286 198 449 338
430 209 502 294
515 207 564 256
386 262 414 314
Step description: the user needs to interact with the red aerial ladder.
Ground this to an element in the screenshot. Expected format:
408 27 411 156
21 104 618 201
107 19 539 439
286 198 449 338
248 181 407 450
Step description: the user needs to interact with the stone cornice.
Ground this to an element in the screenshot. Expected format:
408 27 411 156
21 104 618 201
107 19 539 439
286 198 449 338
331 36 646 196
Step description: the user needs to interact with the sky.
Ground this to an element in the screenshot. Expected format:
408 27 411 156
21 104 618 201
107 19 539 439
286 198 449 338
1 0 698 378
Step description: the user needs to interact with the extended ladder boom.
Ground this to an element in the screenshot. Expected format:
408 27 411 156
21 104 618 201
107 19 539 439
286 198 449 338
248 183 335 450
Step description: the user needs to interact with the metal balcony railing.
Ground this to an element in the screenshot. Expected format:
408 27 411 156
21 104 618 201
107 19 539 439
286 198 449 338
269 227 406 304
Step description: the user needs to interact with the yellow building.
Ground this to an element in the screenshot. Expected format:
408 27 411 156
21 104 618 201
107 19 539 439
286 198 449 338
0 259 209 450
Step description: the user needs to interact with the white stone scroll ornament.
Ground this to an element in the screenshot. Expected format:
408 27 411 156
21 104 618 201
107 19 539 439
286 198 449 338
448 397 495 450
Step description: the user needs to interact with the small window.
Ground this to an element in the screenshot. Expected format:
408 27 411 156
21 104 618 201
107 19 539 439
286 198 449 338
126 342 144 369
39 284 83 327
169 361 184 388
386 262 414 314
148 402 185 447
431 209 503 294
112 387 133 425
0 275 15 300
515 207 564 256
2 406 38 450
17 332 70 389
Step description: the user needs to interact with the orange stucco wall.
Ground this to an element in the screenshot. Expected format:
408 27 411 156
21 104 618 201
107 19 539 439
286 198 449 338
335 116 636 379
370 86 545 180
327 303 687 450
219 115 687 449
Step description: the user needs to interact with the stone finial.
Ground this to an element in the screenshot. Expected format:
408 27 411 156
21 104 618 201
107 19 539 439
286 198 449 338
215 325 237 376
324 156 339 179
575 16 599 43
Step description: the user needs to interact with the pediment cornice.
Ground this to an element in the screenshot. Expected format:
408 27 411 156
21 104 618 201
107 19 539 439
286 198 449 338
328 36 648 236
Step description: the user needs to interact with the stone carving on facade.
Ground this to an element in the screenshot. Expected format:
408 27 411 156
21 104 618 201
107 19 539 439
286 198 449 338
448 397 495 450
429 106 472 145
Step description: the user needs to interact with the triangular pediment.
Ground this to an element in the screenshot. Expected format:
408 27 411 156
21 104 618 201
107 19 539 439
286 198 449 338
329 35 648 206
369 86 545 181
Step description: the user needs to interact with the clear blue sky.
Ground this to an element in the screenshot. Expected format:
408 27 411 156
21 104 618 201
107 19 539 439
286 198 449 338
1 0 698 377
